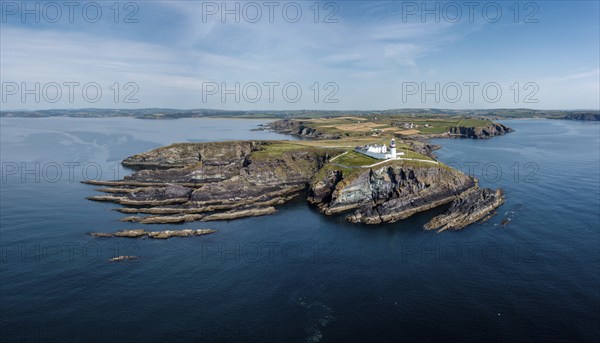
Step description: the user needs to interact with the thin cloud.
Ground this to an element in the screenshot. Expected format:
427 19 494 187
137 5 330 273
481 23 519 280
543 69 600 82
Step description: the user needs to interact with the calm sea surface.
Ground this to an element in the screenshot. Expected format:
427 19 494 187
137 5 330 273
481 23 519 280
1 117 598 342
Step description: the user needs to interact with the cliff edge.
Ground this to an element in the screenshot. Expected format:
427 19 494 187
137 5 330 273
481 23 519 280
85 140 503 231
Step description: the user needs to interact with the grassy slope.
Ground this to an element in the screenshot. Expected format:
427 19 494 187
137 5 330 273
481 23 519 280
334 151 379 166
249 142 311 159
298 116 494 136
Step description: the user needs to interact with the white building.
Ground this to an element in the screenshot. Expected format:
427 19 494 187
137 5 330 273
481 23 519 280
389 138 397 158
367 144 387 154
355 138 404 160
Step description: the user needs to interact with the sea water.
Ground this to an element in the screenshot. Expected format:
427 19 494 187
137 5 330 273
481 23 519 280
1 117 598 342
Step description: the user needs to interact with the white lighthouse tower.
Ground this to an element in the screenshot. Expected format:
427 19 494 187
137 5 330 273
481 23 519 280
389 138 397 158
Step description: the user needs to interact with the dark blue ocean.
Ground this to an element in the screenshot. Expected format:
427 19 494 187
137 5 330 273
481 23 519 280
1 118 598 342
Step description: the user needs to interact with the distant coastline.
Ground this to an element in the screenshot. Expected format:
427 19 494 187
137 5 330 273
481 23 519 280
1 108 598 121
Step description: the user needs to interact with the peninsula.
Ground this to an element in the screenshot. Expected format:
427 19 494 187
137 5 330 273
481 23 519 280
84 115 509 231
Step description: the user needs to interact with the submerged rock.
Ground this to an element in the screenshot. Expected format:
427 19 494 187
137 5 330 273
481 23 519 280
89 232 113 238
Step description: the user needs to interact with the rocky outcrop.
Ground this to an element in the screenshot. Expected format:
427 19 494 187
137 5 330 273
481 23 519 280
109 255 139 262
122 214 205 224
87 194 189 206
405 140 440 158
309 164 476 224
90 229 216 239
424 187 505 231
201 206 277 221
85 141 329 224
449 123 513 139
115 193 298 215
307 170 343 205
265 120 341 140
147 229 216 239
85 139 504 231
122 141 263 169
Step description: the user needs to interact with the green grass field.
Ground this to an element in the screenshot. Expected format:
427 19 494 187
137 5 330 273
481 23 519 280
334 151 379 166
250 142 311 159
300 115 494 136
397 149 434 160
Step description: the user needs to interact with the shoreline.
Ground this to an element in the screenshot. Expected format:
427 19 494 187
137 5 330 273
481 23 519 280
83 131 506 230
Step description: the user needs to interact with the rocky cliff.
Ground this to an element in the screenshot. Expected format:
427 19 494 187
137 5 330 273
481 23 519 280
308 163 477 224
85 141 503 231
264 120 341 140
448 123 513 139
86 141 331 223
424 187 505 232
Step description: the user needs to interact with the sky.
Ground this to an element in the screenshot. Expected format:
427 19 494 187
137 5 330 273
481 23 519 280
1 0 599 110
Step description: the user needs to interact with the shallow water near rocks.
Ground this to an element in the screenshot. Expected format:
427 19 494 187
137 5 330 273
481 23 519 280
1 117 598 342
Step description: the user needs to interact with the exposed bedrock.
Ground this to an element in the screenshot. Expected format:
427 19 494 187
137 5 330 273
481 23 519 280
265 120 341 139
309 165 476 224
90 229 217 239
85 140 504 230
109 255 139 262
405 140 440 158
122 141 264 169
307 170 343 205
202 206 278 221
86 141 329 223
424 187 505 232
87 184 192 205
449 123 513 139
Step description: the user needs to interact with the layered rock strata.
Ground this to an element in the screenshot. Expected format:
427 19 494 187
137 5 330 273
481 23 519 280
448 123 513 139
308 164 476 224
85 140 505 231
86 141 330 223
424 187 505 232
90 229 216 239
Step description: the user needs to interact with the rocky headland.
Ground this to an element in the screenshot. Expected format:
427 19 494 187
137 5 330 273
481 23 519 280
447 122 513 139
84 137 505 231
263 120 342 139
309 164 476 224
264 119 513 140
85 141 334 223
